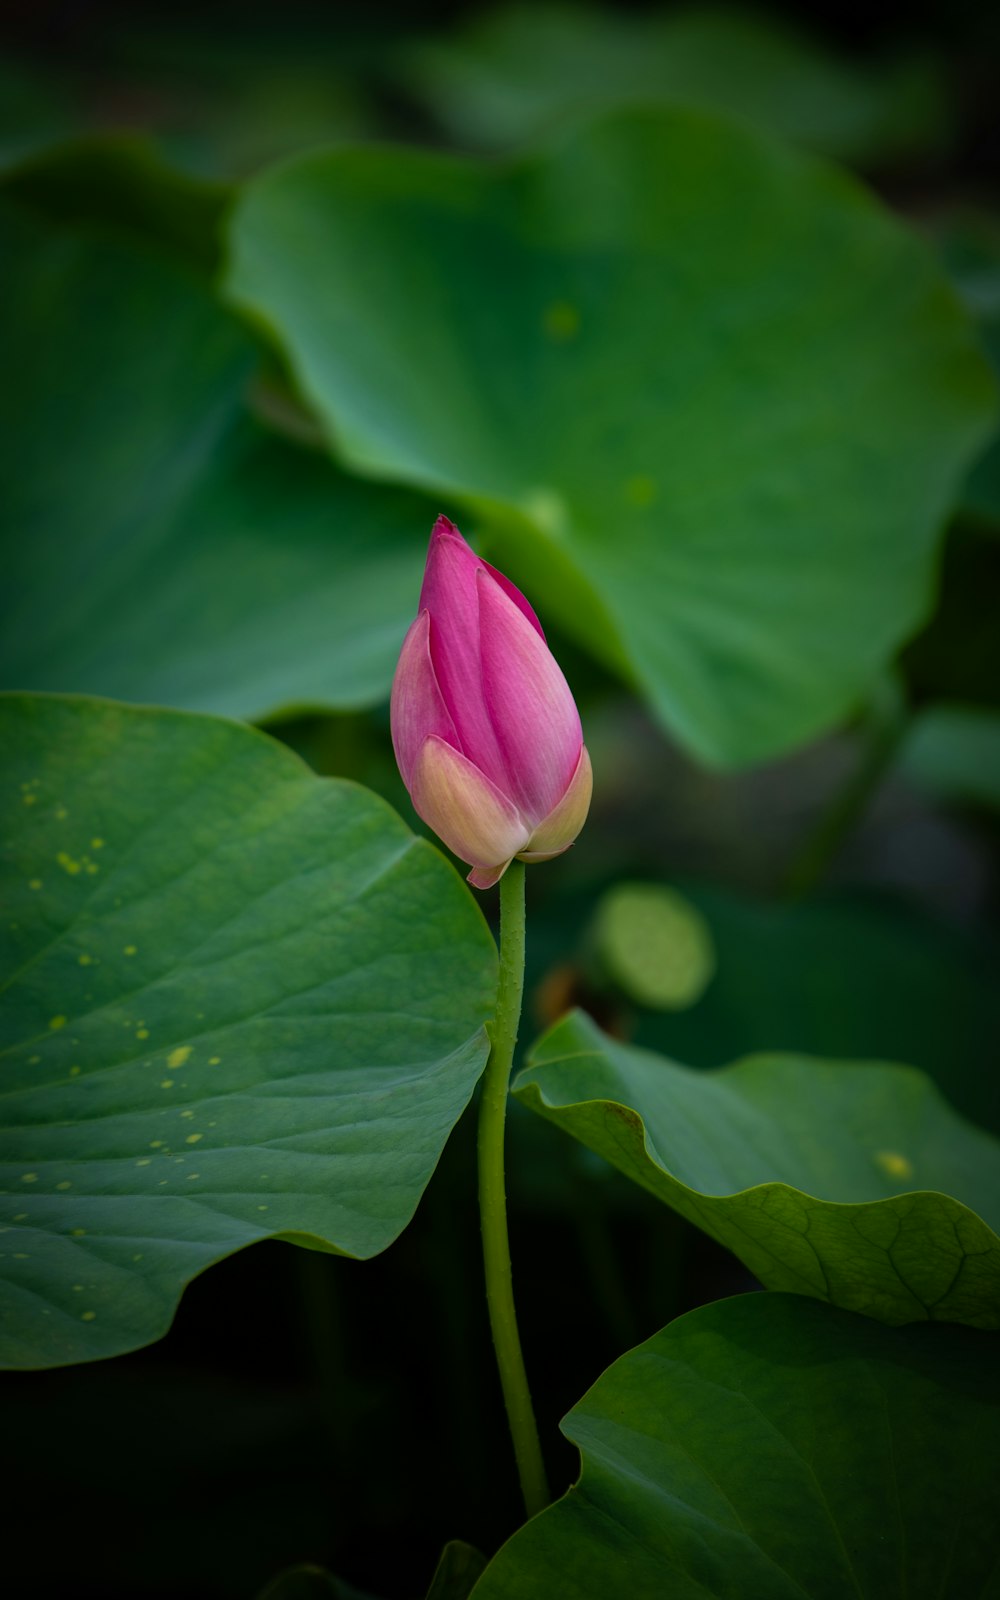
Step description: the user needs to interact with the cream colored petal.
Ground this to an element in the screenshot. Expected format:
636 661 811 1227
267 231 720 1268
411 735 531 872
520 746 592 859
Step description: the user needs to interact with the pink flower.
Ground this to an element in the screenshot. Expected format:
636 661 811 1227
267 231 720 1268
391 516 592 890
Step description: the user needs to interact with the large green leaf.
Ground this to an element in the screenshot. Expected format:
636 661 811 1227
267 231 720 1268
472 1292 1000 1599
515 1010 1000 1326
228 107 995 765
398 3 950 164
0 695 496 1369
0 200 434 719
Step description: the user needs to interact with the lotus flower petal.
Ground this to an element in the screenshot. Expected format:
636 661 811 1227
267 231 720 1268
391 515 591 890
390 610 458 789
419 517 509 791
479 556 546 640
477 568 582 822
467 861 516 891
521 745 593 860
411 735 531 877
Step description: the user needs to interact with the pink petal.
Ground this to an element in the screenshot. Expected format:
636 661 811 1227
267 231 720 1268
479 557 546 640
390 610 458 790
467 860 515 890
410 735 531 875
520 745 593 859
419 518 508 790
477 569 583 824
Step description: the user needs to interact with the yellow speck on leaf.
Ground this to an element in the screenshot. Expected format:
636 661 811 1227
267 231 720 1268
208 1056 221 1065
56 851 81 874
624 474 658 508
123 945 137 957
186 1133 203 1145
28 879 42 890
21 1173 38 1184
543 300 581 341
167 1046 191 1070
160 1080 174 1089
135 1028 150 1041
49 1016 66 1030
91 838 105 850
71 1228 86 1237
56 1181 72 1191
69 1066 81 1077
78 953 93 966
875 1150 914 1181
81 1311 96 1322
136 1158 151 1167
22 793 37 806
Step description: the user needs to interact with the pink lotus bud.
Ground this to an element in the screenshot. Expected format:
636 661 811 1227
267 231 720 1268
391 516 592 890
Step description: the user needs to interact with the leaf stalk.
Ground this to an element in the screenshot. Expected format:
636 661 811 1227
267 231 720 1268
477 859 550 1520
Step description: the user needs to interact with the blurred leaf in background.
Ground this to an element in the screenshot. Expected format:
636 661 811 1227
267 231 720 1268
0 187 440 718
901 702 1000 811
934 209 1000 529
0 10 380 178
229 106 995 766
395 3 953 165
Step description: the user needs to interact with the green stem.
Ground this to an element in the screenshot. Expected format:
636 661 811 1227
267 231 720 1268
478 859 550 1520
784 676 908 901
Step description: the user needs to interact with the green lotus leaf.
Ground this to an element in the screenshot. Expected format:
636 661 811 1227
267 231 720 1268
0 200 435 719
397 3 951 164
228 106 995 764
515 1009 1000 1326
0 694 496 1369
473 1291 1000 1599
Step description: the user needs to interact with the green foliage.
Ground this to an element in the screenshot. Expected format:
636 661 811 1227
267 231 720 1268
517 1010 1000 1326
0 133 230 273
398 3 950 163
1 17 998 1590
228 106 995 765
633 884 1000 1134
901 703 1000 811
0 201 435 719
589 882 715 1009
935 210 1000 528
472 1292 1000 1599
0 695 496 1369
425 1543 488 1600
